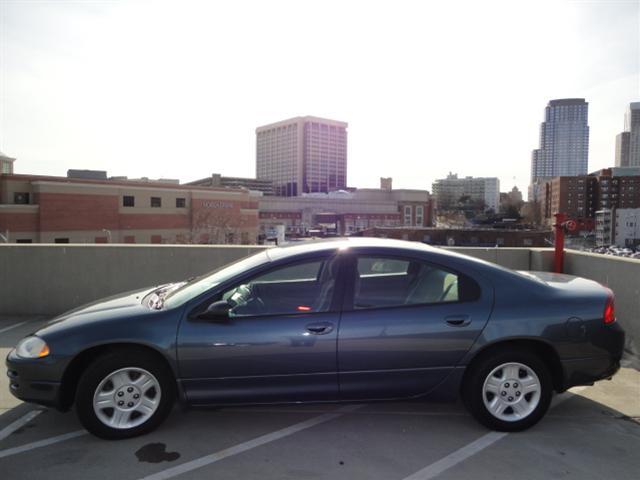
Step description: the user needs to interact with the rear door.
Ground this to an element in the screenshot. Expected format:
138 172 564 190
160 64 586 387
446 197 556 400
337 252 493 400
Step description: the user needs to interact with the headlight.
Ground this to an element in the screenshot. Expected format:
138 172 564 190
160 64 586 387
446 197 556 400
15 336 50 359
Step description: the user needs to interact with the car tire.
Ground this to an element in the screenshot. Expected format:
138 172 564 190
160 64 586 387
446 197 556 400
75 349 176 439
462 348 553 432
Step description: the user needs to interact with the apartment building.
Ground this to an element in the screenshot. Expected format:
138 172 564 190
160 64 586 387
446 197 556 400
540 167 640 229
596 208 640 247
432 173 500 212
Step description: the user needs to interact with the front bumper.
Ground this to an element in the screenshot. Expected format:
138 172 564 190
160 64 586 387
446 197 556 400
6 349 63 409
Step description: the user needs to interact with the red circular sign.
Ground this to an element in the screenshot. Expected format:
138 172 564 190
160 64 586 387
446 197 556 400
565 220 577 232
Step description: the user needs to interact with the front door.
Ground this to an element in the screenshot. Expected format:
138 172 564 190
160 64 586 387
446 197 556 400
337 253 493 400
177 255 343 405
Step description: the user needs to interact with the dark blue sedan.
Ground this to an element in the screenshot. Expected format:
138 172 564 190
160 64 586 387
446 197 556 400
6 238 624 439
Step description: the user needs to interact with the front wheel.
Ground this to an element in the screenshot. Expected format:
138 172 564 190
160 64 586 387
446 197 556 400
463 349 553 431
75 350 176 439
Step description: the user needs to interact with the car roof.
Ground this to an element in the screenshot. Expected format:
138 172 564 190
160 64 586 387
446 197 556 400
265 237 440 261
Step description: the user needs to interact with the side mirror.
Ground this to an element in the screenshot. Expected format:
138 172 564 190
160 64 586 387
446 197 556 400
196 300 233 321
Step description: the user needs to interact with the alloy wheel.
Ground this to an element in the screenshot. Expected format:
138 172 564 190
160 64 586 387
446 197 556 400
92 367 161 429
482 362 541 422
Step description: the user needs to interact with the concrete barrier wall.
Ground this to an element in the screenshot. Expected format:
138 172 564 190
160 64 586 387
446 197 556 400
564 250 640 356
0 245 267 315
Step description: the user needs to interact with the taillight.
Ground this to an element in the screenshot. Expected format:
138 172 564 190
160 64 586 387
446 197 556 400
603 291 616 325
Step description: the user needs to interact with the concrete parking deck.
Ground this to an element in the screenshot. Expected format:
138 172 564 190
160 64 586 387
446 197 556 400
1 316 639 480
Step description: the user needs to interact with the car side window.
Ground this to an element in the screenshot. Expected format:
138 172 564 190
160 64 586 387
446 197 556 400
222 257 339 317
353 256 477 310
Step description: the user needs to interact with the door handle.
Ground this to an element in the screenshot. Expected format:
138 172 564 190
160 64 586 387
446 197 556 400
445 315 471 327
305 322 334 335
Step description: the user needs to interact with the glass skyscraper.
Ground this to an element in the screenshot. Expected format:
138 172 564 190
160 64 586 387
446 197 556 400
530 99 590 182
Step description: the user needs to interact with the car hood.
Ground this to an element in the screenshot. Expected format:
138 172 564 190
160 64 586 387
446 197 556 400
45 286 158 327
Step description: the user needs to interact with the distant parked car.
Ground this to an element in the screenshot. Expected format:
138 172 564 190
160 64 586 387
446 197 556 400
6 238 624 439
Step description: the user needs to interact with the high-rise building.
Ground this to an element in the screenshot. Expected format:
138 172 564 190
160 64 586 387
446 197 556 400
615 102 640 167
432 173 500 212
529 99 589 198
256 116 347 197
615 132 631 167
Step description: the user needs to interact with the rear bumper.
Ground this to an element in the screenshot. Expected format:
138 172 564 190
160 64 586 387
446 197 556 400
6 350 64 410
560 320 625 390
560 355 621 390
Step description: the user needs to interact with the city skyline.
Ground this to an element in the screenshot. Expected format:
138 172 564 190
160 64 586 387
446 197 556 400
1 1 638 197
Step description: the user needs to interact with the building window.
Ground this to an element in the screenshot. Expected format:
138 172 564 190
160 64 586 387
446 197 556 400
176 197 186 208
404 205 412 225
14 192 30 204
16 239 32 243
54 238 70 243
123 196 135 207
124 235 136 244
151 197 162 208
416 206 424 226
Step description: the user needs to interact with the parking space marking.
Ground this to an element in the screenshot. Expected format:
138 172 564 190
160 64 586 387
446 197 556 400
138 404 364 480
0 410 43 442
403 431 507 480
0 321 30 335
0 429 87 459
400 387 587 480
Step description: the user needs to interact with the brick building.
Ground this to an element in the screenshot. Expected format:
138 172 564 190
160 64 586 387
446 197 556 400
540 167 640 230
0 172 259 244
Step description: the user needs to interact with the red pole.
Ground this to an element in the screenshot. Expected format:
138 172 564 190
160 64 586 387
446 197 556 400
553 212 566 273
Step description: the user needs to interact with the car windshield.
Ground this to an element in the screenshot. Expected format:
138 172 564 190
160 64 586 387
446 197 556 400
162 251 271 308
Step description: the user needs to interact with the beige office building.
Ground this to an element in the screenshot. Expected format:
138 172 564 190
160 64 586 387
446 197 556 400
256 116 347 196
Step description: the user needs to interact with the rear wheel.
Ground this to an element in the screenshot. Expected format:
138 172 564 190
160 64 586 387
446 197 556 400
463 349 553 431
75 350 175 439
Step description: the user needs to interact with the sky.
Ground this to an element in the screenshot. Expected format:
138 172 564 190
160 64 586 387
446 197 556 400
0 0 638 197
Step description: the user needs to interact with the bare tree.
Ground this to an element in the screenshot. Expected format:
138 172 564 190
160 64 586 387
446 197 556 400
190 207 241 244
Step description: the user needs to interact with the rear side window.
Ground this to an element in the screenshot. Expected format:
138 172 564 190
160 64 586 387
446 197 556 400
357 258 409 276
353 256 480 310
